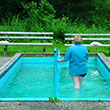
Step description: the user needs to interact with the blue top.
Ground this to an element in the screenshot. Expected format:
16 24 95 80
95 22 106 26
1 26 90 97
64 43 89 76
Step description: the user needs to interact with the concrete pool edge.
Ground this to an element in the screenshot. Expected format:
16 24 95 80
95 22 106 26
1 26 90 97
0 53 22 78
97 53 110 71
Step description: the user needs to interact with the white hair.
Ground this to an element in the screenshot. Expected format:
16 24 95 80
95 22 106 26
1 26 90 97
74 35 82 44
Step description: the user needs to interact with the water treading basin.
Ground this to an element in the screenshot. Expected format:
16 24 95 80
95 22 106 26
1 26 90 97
0 54 110 101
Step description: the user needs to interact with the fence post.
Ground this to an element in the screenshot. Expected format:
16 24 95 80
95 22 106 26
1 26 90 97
4 34 8 56
43 34 46 53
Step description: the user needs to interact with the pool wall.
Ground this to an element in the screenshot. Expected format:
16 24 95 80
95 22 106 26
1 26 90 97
97 53 110 81
0 57 22 90
0 53 21 79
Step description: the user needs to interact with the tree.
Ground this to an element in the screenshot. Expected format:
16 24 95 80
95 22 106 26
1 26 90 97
47 0 96 24
22 0 56 31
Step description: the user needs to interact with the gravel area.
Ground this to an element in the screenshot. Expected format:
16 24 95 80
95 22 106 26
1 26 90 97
0 101 110 110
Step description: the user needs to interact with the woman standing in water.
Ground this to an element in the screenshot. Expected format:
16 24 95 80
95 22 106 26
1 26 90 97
58 35 88 89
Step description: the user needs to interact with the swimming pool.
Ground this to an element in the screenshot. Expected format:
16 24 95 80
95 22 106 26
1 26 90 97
0 52 110 101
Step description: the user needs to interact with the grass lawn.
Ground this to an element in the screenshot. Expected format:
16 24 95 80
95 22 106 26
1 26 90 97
0 42 109 56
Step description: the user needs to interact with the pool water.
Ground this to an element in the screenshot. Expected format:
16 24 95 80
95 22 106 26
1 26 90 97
0 57 110 100
59 57 110 100
59 68 110 99
0 57 54 99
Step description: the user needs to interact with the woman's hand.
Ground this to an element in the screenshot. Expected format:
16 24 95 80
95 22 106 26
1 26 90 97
57 60 62 63
57 59 65 63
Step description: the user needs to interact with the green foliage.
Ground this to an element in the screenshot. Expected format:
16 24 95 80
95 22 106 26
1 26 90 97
47 0 110 27
0 0 25 22
1 0 110 28
48 97 62 102
22 0 55 31
0 16 26 31
48 17 71 39
1 0 110 33
47 0 95 24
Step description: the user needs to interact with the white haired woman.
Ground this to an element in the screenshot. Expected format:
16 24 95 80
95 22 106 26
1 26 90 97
58 35 89 89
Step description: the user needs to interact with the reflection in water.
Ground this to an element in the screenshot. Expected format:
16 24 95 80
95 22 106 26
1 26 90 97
90 70 99 76
73 89 80 97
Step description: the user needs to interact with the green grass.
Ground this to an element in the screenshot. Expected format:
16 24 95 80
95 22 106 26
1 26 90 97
0 42 109 56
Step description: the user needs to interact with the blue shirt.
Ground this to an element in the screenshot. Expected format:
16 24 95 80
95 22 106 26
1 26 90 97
64 44 89 76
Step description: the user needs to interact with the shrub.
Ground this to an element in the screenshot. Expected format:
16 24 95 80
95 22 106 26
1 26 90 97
22 0 56 32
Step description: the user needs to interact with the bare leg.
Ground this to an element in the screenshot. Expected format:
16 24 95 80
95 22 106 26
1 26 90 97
79 77 84 85
72 76 80 89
